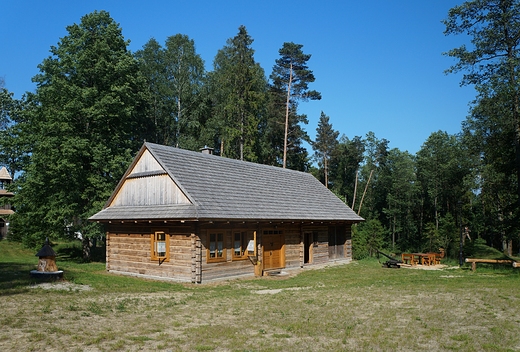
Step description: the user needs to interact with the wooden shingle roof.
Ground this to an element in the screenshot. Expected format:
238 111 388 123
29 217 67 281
89 143 363 223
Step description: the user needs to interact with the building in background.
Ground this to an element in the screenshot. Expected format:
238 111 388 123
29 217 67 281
0 167 14 239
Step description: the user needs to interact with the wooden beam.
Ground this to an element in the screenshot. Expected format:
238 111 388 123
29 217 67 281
465 258 513 264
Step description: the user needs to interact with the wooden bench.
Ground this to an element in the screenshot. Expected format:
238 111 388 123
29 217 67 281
401 253 418 265
465 258 514 271
423 253 440 266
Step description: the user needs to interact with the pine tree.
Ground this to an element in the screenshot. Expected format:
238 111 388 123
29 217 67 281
270 42 321 168
208 25 267 161
313 111 339 188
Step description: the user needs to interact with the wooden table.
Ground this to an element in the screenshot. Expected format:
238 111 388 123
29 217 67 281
402 253 437 266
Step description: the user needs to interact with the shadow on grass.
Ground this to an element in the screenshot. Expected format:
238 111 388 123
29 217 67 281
0 262 36 295
55 244 106 263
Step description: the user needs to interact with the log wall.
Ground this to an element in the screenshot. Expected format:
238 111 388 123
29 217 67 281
104 221 353 283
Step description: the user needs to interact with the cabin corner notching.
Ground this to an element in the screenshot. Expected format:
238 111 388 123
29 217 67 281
90 143 363 283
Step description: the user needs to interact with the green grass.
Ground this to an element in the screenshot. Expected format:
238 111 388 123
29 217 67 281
1 239 520 351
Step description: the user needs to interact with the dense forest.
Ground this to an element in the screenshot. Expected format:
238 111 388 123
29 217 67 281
1 1 520 260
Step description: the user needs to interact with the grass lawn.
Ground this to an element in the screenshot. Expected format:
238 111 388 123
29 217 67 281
1 239 519 352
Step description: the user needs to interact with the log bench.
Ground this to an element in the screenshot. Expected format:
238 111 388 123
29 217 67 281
465 258 517 271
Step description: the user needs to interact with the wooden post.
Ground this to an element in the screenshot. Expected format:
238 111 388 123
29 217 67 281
254 231 263 276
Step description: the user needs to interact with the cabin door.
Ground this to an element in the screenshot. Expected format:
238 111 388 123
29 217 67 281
304 232 313 264
263 234 284 270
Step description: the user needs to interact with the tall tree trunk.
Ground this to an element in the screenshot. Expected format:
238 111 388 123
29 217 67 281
177 95 181 147
352 169 358 209
240 111 244 161
283 62 293 169
393 214 396 251
357 169 373 215
82 237 92 262
324 153 328 188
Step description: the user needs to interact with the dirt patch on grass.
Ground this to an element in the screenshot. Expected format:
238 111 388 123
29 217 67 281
400 264 450 270
29 281 93 291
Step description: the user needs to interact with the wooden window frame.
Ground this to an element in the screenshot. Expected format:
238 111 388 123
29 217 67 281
207 231 226 263
150 231 170 262
263 229 283 235
232 230 249 260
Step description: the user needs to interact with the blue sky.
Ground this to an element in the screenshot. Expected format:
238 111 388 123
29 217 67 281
1 0 474 155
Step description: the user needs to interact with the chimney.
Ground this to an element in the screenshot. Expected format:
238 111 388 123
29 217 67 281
200 146 214 155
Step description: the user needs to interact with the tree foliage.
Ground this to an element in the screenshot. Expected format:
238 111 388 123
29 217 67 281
136 34 206 149
444 0 520 242
4 6 520 256
0 89 30 177
329 135 365 206
207 26 268 161
270 42 321 168
9 11 149 249
313 111 339 188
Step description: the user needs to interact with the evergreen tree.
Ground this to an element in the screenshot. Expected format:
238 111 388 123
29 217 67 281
270 42 321 168
463 84 518 248
10 11 149 251
313 111 339 188
381 149 419 251
416 131 472 234
329 135 365 206
357 132 389 218
207 25 268 161
444 0 520 234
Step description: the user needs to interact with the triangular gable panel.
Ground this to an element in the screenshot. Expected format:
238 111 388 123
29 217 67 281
109 150 191 207
128 149 163 174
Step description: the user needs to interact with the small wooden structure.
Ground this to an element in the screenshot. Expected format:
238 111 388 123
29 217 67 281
0 167 14 239
90 143 364 283
30 238 63 278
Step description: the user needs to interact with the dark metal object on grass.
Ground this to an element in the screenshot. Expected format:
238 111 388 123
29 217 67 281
376 249 402 268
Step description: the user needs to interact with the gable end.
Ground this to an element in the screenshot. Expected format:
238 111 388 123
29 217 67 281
109 149 191 207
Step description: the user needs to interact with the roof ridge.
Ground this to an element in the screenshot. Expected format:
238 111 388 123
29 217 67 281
144 142 312 176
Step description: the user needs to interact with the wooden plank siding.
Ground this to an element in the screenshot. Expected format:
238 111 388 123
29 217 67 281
109 149 191 207
110 175 190 206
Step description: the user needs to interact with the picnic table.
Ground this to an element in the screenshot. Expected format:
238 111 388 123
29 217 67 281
401 253 439 266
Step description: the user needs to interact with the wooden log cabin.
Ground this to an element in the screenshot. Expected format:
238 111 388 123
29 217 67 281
89 143 363 283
